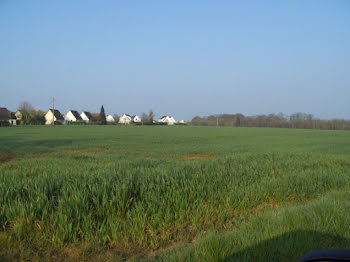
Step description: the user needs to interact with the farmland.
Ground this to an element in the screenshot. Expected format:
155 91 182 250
1 125 350 261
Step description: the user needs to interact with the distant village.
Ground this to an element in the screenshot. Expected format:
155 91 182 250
0 106 186 127
1 105 349 130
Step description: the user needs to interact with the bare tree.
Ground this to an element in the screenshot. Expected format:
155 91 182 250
113 114 120 123
148 110 154 124
141 112 148 124
18 101 35 112
18 101 35 124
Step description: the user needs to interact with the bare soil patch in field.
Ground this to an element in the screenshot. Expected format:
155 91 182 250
179 153 215 161
0 152 16 164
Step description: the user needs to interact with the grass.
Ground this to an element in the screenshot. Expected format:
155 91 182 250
0 125 350 261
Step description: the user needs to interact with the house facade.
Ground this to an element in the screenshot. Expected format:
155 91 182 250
9 112 17 125
45 109 64 125
106 114 115 123
80 111 92 123
119 114 132 124
159 115 176 125
64 110 83 122
132 115 141 123
15 110 23 121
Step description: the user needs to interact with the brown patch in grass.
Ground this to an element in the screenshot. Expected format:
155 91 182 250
55 246 82 261
47 243 147 262
0 152 16 164
252 199 283 213
179 153 215 161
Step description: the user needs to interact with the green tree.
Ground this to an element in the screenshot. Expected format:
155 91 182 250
32 110 46 125
99 105 107 125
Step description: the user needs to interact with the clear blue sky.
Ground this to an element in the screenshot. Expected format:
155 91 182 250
1 0 349 120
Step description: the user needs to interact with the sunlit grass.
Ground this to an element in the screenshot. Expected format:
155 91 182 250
0 125 349 261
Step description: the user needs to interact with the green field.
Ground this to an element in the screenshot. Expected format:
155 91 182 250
1 125 350 261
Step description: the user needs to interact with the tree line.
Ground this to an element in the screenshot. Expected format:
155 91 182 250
190 113 350 130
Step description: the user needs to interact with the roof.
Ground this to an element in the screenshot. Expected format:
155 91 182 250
48 109 64 120
91 113 100 119
159 115 176 122
0 107 10 120
82 111 92 119
70 110 82 120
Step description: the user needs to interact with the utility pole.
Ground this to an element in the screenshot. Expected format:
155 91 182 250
52 97 55 126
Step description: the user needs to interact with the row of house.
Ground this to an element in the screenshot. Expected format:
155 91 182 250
118 114 142 124
1 107 184 126
116 114 182 125
47 110 182 125
45 109 117 125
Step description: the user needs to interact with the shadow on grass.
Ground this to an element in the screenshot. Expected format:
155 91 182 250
0 137 90 155
225 230 350 262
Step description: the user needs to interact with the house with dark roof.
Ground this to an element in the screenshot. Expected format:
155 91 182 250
131 115 141 123
159 115 176 125
0 107 17 126
64 110 83 122
44 109 64 125
118 114 132 124
80 111 92 123
0 108 9 126
0 107 10 121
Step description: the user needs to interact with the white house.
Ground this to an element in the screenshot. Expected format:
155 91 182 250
45 109 64 125
64 110 83 122
15 110 24 121
106 114 115 123
118 114 132 124
177 120 186 124
159 115 176 125
132 115 141 123
9 112 17 125
80 111 92 123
